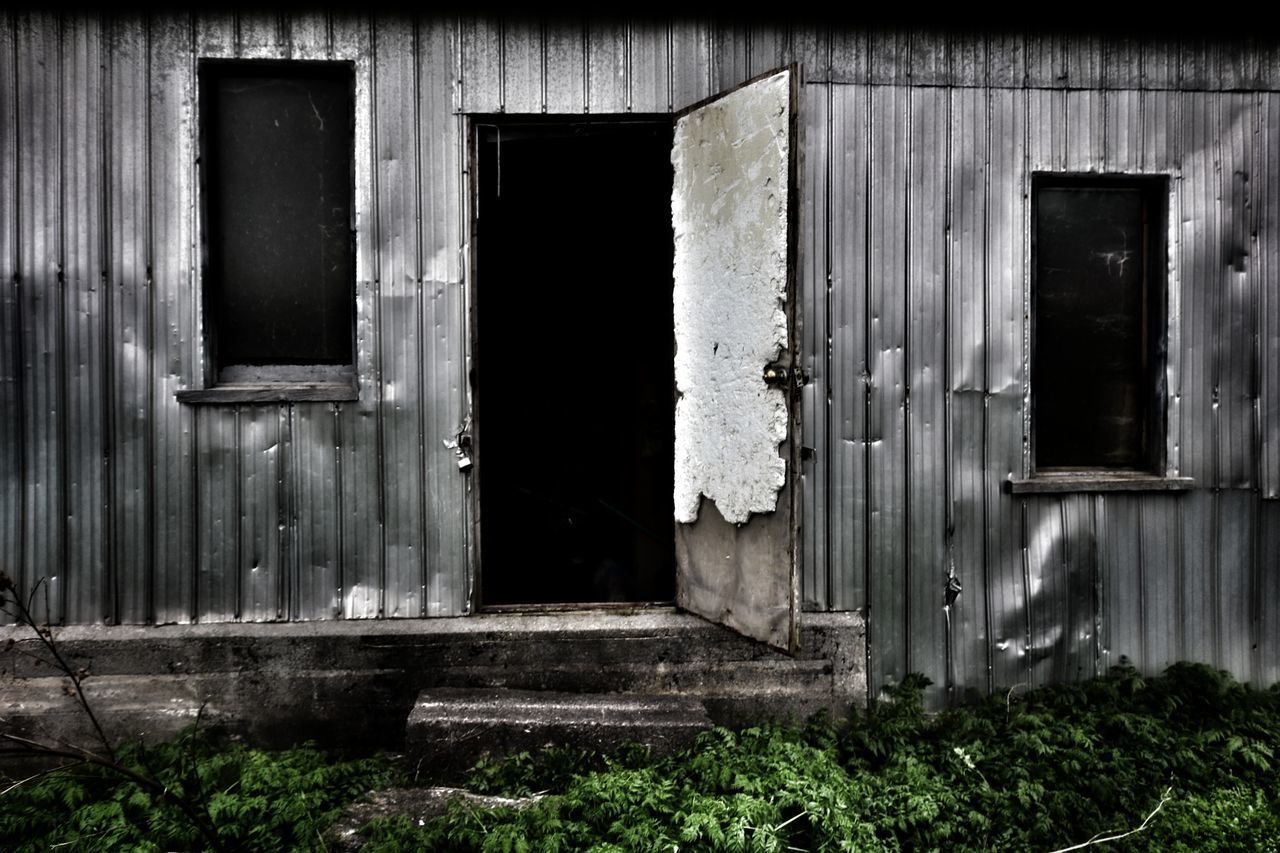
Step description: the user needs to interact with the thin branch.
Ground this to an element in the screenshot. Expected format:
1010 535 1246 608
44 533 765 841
0 733 231 853
1047 787 1173 853
0 761 88 797
8 579 115 759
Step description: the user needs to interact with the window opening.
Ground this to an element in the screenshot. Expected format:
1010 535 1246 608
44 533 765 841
1031 174 1168 472
196 59 355 389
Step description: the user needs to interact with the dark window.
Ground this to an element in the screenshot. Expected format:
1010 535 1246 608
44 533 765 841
1032 175 1167 471
199 60 354 381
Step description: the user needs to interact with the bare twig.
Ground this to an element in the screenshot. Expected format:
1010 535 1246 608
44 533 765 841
4 578 115 760
1046 787 1173 853
1 732 231 853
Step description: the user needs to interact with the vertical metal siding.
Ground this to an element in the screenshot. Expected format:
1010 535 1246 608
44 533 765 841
1260 500 1280 685
1263 93 1280 498
947 84 991 696
984 85 1029 692
906 86 950 705
799 84 828 611
149 13 196 625
867 85 909 695
1 19 1276 703
0 16 22 626
374 19 426 617
827 83 868 614
419 18 468 617
338 15 384 619
63 18 108 624
107 19 152 624
16 15 64 625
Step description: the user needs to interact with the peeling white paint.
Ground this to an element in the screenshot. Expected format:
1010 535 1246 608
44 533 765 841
672 70 790 525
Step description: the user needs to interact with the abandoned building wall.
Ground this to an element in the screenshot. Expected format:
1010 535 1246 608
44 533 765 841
0 15 1277 705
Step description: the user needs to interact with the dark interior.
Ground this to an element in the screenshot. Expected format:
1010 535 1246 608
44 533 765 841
475 118 675 605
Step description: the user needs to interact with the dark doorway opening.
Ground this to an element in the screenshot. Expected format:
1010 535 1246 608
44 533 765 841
474 117 675 606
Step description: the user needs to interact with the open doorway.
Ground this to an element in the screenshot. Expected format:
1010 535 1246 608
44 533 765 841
473 117 675 606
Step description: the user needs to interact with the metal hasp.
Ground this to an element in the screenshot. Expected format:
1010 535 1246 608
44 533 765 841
671 67 801 654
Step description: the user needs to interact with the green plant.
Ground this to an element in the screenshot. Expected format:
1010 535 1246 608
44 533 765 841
357 663 1280 851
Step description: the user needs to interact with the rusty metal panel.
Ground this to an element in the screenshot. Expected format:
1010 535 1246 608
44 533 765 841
1217 95 1257 489
986 31 1024 89
1138 497 1183 673
1176 489 1215 669
194 11 234 57
587 20 627 113
15 14 64 624
799 84 828 611
1179 38 1221 91
1179 92 1220 487
867 85 909 694
1259 500 1280 684
0 15 20 626
373 20 425 618
333 15 383 619
107 18 152 624
1216 489 1257 684
286 10 333 60
238 406 282 622
827 27 868 85
948 86 991 695
1263 94 1280 498
867 30 910 86
1102 89 1141 173
1064 89 1104 171
669 19 711 110
149 13 196 625
1028 88 1065 173
1025 32 1067 89
828 83 869 613
1095 494 1143 673
628 20 669 113
543 21 585 114
419 19 469 617
1064 33 1103 90
61 18 108 624
906 86 949 706
1140 37 1179 91
459 17 501 114
501 18 541 114
985 87 1029 691
1024 495 1097 687
948 29 986 87
290 405 340 619
907 30 950 86
790 24 828 86
1102 35 1143 90
235 10 284 58
195 409 239 621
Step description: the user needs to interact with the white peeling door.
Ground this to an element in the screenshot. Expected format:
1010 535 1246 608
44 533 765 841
671 68 800 653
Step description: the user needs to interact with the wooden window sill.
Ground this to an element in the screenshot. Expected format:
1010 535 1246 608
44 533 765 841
176 384 359 404
1007 472 1195 494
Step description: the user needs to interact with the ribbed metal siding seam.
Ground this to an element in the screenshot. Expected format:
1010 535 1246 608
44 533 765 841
828 83 869 614
798 82 829 611
374 19 425 618
906 85 950 706
62 18 107 625
867 85 910 695
15 16 64 626
0 14 21 627
1263 93 1280 497
150 13 196 625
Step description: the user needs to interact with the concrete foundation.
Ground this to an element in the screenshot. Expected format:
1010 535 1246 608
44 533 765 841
0 610 864 759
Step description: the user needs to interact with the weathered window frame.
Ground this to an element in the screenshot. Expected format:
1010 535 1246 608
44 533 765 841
178 58 358 404
1011 173 1192 494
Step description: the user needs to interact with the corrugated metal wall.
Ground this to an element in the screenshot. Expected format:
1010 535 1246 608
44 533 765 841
1 15 1277 704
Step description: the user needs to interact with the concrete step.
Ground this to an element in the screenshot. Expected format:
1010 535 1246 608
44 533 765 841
405 688 713 781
